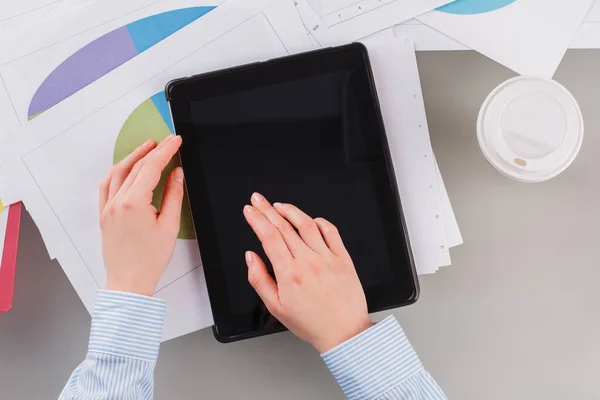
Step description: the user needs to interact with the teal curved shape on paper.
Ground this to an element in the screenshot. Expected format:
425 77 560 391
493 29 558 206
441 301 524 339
28 6 216 119
437 0 518 15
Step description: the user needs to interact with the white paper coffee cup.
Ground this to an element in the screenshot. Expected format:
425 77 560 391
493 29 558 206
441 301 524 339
477 76 584 183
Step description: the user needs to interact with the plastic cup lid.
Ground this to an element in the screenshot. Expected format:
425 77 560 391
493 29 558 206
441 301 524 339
477 76 584 183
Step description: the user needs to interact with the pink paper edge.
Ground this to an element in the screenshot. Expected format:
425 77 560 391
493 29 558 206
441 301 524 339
0 203 23 312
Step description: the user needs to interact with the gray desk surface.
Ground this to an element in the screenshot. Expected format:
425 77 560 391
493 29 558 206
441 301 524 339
1 50 599 399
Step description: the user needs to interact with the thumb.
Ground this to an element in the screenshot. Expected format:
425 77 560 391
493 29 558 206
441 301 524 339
246 251 281 315
159 167 185 228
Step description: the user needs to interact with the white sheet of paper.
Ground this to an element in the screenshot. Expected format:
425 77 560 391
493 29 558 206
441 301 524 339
0 0 68 23
396 4 600 51
417 0 594 77
393 20 468 51
571 22 600 49
0 80 18 140
401 38 451 267
2 0 311 341
294 0 454 46
367 37 442 275
0 1 68 43
435 158 462 249
572 1 600 48
0 0 189 66
587 0 600 19
384 28 464 265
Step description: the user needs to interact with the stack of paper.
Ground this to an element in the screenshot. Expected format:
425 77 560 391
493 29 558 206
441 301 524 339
368 35 463 274
0 0 466 340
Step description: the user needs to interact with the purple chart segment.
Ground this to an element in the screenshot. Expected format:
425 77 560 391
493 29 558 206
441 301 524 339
28 27 137 118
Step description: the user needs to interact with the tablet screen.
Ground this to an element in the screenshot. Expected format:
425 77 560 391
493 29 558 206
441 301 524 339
168 44 418 341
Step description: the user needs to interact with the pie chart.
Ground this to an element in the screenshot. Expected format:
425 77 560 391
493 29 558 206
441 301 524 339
28 6 216 120
437 0 518 15
113 92 195 240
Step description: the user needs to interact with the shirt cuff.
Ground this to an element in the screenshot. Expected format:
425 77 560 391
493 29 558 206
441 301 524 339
88 290 167 362
322 315 423 400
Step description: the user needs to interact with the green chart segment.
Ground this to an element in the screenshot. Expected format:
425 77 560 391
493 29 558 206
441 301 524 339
113 92 194 239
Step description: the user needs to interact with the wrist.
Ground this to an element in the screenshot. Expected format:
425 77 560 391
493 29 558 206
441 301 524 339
314 317 374 353
105 276 157 297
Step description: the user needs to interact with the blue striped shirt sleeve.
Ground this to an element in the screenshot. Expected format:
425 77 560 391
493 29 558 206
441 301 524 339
322 316 447 400
58 290 166 400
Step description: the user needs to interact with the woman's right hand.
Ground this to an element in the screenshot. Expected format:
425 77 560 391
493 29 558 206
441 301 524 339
243 193 373 354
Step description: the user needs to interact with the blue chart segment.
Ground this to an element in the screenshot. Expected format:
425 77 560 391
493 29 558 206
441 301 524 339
151 92 175 133
437 0 518 15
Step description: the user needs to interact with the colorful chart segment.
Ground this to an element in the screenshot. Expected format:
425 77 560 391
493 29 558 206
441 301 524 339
28 7 216 119
437 0 518 15
113 93 194 239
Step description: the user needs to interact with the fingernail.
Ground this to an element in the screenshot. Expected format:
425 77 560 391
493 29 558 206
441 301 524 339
252 192 265 202
174 167 184 184
244 205 254 214
245 251 253 264
142 139 154 147
273 202 283 209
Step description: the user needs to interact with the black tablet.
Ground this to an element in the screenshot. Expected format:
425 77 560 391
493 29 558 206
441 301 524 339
167 43 419 343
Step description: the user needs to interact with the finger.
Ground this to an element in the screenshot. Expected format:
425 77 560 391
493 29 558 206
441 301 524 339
243 205 293 277
159 167 185 229
108 139 156 199
272 203 329 254
130 135 182 196
250 193 307 257
118 135 174 195
314 218 350 258
245 251 281 315
99 171 111 214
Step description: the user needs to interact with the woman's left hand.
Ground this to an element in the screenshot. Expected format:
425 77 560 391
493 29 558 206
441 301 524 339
99 135 185 296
